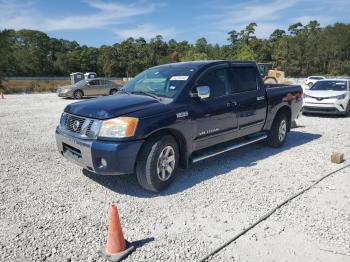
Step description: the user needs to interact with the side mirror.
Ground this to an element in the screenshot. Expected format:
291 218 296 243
196 86 210 100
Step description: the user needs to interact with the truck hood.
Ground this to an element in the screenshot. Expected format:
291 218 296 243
64 94 164 119
305 90 347 98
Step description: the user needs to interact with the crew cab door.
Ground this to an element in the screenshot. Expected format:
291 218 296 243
231 65 267 135
190 66 238 150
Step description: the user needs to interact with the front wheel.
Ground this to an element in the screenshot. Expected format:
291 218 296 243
73 90 83 99
266 113 289 147
136 135 179 192
110 89 118 95
265 77 277 84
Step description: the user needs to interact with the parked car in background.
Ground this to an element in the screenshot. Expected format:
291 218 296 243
303 79 350 115
55 60 303 192
304 76 325 88
58 78 121 99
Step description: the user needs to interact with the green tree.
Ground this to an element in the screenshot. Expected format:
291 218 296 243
0 29 16 85
240 22 257 44
288 22 303 35
227 30 240 45
270 29 286 41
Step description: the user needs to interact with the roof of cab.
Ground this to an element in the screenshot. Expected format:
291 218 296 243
151 60 257 70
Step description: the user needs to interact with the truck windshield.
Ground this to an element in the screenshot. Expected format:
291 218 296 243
122 67 196 98
310 81 347 91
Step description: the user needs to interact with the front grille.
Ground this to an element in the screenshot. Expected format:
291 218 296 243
63 143 82 158
65 114 86 133
85 120 94 137
61 113 100 138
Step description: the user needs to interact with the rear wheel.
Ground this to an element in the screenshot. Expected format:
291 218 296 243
136 135 179 192
266 113 289 147
73 90 83 99
265 77 277 84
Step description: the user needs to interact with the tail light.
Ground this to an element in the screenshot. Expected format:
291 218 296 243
298 88 304 98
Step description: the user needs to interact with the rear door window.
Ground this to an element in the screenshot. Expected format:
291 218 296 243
232 67 258 93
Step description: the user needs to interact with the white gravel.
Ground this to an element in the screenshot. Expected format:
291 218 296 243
0 93 349 262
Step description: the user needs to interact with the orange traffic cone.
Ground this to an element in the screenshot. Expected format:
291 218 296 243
100 204 135 261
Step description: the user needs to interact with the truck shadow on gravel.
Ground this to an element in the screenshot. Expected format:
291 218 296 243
83 130 321 198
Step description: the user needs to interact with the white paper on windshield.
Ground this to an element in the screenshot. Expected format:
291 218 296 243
170 76 189 81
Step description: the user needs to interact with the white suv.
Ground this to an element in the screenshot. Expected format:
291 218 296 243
304 76 325 88
303 79 350 116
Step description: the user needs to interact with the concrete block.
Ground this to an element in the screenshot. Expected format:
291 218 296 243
331 152 344 164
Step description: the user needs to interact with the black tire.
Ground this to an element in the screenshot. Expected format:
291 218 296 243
265 77 277 84
136 135 179 192
73 90 83 99
110 89 118 95
266 113 289 147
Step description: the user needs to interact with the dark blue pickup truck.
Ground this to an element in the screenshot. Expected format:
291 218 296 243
56 61 303 192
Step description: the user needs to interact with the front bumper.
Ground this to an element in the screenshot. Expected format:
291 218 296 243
303 98 347 115
302 106 344 115
55 128 144 175
58 92 71 97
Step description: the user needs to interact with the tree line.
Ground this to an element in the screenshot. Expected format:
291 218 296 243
0 21 350 80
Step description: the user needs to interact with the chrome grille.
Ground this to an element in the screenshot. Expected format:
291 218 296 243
60 113 101 139
85 120 94 137
65 114 86 133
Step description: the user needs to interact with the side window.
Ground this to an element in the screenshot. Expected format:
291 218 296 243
232 67 258 93
89 80 99 86
198 68 232 99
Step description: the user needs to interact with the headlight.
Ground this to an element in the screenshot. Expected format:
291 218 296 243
99 117 139 138
59 112 67 128
336 94 346 100
304 94 311 98
62 89 71 93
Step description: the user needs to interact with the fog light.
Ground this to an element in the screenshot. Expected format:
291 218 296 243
100 158 107 167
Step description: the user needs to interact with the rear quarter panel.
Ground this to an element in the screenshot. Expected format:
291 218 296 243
264 85 303 130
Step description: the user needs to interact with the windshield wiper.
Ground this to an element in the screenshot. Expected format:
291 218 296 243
131 91 162 100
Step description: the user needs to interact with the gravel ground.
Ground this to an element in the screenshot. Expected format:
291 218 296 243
0 93 349 262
